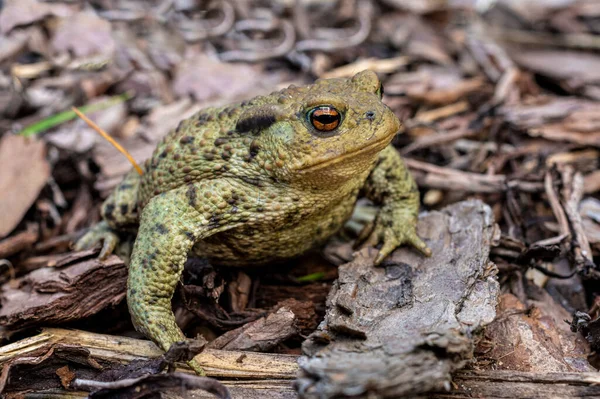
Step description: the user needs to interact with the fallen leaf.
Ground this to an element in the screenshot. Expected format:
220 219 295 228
511 49 600 87
172 54 272 104
0 0 73 34
51 11 115 58
0 135 50 238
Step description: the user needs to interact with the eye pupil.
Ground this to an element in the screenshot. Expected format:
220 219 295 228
309 106 341 132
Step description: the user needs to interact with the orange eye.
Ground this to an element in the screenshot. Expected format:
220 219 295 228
308 106 341 132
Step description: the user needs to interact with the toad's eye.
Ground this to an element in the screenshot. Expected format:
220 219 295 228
308 106 341 132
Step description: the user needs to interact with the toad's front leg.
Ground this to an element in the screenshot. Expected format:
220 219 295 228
360 145 431 264
127 182 238 375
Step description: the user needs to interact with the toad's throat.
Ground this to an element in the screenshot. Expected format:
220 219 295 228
296 137 393 173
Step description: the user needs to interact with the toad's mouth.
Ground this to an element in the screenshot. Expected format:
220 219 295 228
296 136 393 173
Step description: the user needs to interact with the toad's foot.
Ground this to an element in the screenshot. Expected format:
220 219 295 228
74 221 120 260
357 206 431 265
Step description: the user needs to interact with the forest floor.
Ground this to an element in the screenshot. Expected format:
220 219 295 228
0 0 599 398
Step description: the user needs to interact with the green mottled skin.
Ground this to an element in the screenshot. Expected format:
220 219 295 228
75 71 430 374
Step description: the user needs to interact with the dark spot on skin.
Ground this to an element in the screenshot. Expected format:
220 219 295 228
227 197 237 205
173 153 181 161
197 113 207 121
203 153 215 161
176 121 184 132
214 138 227 146
183 166 192 173
240 176 262 187
119 184 133 191
186 185 197 207
227 130 235 136
160 150 168 158
241 100 249 107
218 111 227 119
184 175 192 183
155 223 169 235
209 214 221 227
256 206 264 212
120 204 129 215
130 289 137 295
231 206 239 213
185 231 195 241
249 141 260 158
104 204 115 221
315 227 323 235
366 111 375 121
221 152 231 161
180 136 194 144
236 113 276 133
284 208 299 224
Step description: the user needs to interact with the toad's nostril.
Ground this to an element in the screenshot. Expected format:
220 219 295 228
365 111 376 120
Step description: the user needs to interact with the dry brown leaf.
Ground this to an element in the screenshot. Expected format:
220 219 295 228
0 0 73 34
172 55 274 104
51 11 115 58
0 135 50 238
511 49 600 87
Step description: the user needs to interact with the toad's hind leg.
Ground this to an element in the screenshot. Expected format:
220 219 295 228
126 183 238 375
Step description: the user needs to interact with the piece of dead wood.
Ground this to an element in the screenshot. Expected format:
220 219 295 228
0 328 298 396
584 170 600 194
476 292 593 373
0 252 126 331
207 306 298 352
560 166 596 273
319 56 410 79
385 67 488 105
75 373 231 399
0 223 38 259
502 97 600 146
406 158 508 193
0 135 50 238
438 370 600 398
297 200 500 398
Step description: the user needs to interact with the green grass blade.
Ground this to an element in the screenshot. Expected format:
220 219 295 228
18 92 133 137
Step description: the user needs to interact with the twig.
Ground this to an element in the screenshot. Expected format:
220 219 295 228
219 20 296 62
295 0 372 52
560 166 596 273
71 107 143 176
544 171 570 238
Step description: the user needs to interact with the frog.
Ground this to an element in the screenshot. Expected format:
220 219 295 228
75 70 431 375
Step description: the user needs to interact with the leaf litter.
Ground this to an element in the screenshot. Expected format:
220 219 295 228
0 0 599 398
